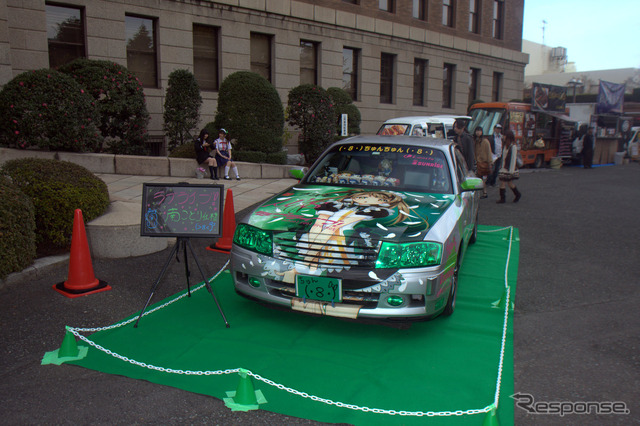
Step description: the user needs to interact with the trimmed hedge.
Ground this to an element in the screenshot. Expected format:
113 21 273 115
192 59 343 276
58 59 150 154
163 69 202 151
0 69 103 152
0 176 36 279
213 71 284 154
168 142 196 159
1 159 109 249
287 84 336 164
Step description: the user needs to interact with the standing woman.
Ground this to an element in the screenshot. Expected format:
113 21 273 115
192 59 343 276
194 129 218 180
496 130 522 203
214 128 241 180
473 126 492 199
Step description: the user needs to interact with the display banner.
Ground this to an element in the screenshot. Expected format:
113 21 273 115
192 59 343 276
531 83 567 113
596 80 626 114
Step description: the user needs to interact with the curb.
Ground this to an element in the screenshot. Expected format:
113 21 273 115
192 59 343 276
0 254 70 291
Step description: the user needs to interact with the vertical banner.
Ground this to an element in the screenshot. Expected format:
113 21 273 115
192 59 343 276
341 114 348 136
531 83 567 113
596 80 626 114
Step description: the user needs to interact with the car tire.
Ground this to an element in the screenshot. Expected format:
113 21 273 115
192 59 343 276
469 212 478 245
441 256 459 317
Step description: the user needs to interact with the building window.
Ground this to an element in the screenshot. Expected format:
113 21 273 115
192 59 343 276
251 33 272 82
492 72 502 101
413 59 428 106
442 63 455 108
379 0 395 13
46 4 85 69
492 0 503 39
413 0 427 20
126 15 158 88
469 0 480 33
300 40 318 85
468 68 480 105
343 0 359 3
342 47 359 101
380 53 395 104
442 0 455 27
193 25 219 91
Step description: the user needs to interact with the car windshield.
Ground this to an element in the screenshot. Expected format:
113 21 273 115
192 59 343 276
467 108 505 136
305 143 452 194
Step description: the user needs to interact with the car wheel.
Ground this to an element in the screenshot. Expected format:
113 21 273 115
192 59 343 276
442 256 459 317
469 211 478 245
534 154 544 168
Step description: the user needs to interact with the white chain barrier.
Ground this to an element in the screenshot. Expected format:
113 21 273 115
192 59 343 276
67 228 515 418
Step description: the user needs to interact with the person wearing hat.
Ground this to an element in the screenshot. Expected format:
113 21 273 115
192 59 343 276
487 123 503 186
214 128 241 180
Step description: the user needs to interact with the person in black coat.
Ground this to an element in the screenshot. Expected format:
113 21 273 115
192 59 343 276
582 127 594 169
453 120 475 172
194 129 218 179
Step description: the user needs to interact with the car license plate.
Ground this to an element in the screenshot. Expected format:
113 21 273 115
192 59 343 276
295 275 342 303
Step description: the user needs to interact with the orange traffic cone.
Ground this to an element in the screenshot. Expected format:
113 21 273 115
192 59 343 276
53 209 111 298
207 188 236 254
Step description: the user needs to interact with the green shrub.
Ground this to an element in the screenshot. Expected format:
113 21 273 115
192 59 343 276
327 87 361 136
0 176 36 279
0 69 103 152
1 159 109 249
287 84 336 164
266 150 287 165
163 69 202 151
58 59 150 155
233 150 267 163
213 71 284 154
168 142 196 159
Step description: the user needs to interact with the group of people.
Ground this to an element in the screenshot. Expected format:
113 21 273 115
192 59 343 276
453 120 522 204
194 128 241 181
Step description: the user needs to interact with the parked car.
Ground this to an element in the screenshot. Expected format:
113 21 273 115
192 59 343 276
377 116 446 138
230 135 483 321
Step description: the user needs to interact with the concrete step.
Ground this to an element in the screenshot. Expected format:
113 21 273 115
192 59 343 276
86 201 171 259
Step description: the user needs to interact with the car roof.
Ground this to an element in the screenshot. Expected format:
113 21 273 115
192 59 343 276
334 134 453 150
381 116 445 125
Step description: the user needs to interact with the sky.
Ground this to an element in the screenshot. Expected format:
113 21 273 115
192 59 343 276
522 0 640 72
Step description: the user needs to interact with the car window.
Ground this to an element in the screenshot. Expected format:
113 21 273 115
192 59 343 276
453 147 470 184
377 124 410 135
306 143 452 194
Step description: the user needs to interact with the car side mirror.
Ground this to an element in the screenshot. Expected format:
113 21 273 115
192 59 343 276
460 177 484 191
290 168 307 180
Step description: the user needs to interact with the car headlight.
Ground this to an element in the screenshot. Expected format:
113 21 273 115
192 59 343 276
375 241 442 268
233 224 273 256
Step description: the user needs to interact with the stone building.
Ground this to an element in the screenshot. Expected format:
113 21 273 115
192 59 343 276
0 0 527 152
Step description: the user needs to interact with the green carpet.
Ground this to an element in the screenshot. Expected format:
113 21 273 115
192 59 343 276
65 225 518 425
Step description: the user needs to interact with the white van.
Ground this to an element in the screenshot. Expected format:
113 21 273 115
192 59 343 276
377 116 446 138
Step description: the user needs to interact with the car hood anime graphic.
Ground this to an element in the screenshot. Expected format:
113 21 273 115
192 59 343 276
246 185 453 242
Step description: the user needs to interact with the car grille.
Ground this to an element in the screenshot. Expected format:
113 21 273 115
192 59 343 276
273 231 380 269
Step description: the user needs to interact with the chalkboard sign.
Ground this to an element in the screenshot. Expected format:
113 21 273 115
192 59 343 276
141 183 224 238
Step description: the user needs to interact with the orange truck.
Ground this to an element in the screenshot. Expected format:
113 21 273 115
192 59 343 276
467 101 576 168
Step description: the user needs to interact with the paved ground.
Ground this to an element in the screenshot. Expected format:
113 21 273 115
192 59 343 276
0 163 638 425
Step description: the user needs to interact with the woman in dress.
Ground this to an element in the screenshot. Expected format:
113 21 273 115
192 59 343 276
194 129 218 180
496 130 522 203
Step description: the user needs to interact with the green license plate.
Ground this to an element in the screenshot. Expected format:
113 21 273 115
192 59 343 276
295 275 342 303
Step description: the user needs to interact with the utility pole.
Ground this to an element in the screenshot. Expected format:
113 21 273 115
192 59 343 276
541 19 547 46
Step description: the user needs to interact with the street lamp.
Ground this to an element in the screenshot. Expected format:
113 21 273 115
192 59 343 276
567 78 584 103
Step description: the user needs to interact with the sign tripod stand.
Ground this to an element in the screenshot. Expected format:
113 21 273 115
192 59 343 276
134 237 230 328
